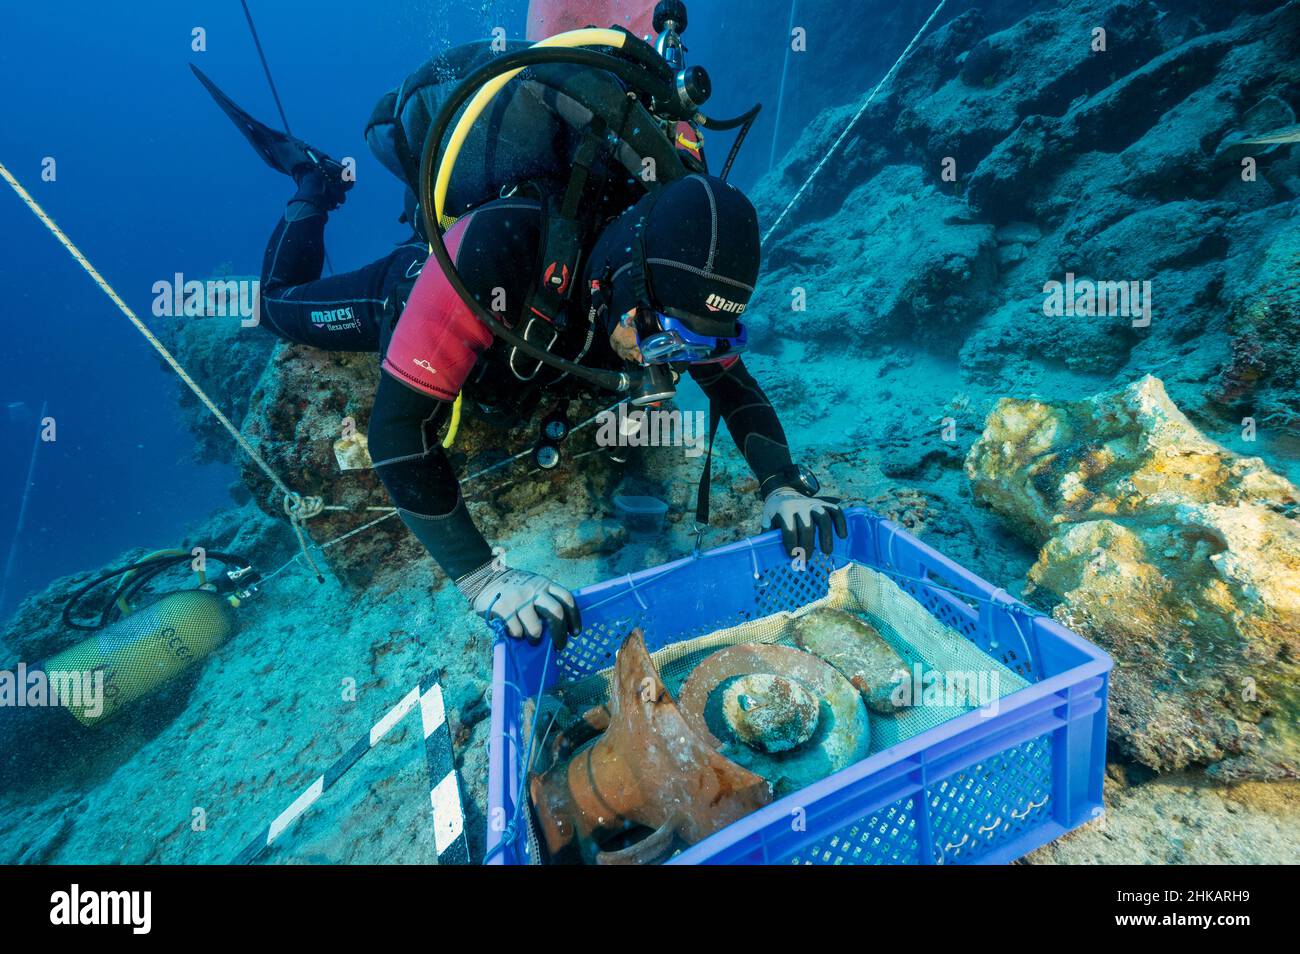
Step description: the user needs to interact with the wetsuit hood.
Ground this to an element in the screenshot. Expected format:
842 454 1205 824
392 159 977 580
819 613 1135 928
588 174 761 335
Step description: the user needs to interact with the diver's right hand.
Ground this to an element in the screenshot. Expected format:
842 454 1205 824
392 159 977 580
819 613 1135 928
456 563 580 650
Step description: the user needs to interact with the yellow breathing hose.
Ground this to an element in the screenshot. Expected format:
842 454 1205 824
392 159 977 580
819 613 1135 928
432 28 629 229
432 27 629 449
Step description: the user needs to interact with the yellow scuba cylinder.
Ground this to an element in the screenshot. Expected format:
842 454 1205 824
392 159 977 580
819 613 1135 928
44 588 237 728
0 551 255 786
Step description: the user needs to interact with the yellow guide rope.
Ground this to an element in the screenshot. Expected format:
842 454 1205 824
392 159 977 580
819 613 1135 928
0 159 325 579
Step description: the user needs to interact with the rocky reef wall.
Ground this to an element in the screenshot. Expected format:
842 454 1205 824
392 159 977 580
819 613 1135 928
739 0 1300 798
748 0 1299 444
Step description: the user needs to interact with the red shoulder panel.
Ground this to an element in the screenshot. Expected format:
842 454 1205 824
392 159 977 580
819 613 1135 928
526 0 655 40
382 216 495 401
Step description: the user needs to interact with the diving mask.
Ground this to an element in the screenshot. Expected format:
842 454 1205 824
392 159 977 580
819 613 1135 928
634 310 749 365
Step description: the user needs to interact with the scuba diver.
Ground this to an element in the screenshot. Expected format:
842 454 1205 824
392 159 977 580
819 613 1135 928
195 7 847 650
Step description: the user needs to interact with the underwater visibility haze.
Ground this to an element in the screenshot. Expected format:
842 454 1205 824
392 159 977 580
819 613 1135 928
0 0 1297 875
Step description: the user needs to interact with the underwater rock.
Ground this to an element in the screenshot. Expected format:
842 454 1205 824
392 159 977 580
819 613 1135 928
877 436 966 482
555 519 628 559
967 375 1297 541
959 295 1134 377
750 0 1297 416
863 487 946 537
721 673 820 754
902 0 1161 201
757 165 997 353
995 222 1042 246
1077 201 1229 278
239 343 410 587
155 273 276 467
968 26 1229 218
1209 224 1300 438
239 346 635 586
970 2 1299 218
793 608 909 714
959 37 1004 87
966 376 1300 779
184 499 297 571
996 242 1027 267
1024 768 1300 865
6 797 84 865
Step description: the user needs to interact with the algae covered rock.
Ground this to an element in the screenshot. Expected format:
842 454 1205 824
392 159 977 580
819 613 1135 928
1209 223 1300 438
239 341 678 586
239 343 414 587
793 608 909 714
966 376 1300 779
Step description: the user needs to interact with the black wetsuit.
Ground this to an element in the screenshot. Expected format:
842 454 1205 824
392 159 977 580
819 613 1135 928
259 196 796 583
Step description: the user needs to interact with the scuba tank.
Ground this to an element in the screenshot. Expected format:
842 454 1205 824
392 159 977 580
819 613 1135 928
0 550 258 783
44 588 238 728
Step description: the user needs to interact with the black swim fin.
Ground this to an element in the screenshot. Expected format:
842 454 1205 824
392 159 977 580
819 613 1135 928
191 63 352 201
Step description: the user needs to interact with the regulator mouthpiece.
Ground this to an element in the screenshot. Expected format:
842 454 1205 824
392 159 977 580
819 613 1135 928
676 65 712 113
630 363 678 406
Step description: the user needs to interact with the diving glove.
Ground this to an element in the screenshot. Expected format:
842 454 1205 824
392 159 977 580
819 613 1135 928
763 488 848 557
456 562 580 650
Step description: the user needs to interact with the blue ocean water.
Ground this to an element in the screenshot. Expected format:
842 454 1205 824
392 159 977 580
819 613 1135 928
0 0 1295 867
0 0 853 616
0 0 538 615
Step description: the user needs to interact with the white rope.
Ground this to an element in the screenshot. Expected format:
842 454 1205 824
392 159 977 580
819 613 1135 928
253 399 627 586
761 0 950 245
0 160 333 577
0 160 304 501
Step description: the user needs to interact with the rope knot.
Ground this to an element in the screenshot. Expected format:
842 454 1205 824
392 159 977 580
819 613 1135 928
283 493 325 521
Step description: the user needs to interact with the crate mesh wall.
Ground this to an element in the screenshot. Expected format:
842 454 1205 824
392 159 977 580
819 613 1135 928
927 732 1055 864
494 513 1110 867
787 797 921 865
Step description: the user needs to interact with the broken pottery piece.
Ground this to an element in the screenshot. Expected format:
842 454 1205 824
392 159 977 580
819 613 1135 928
528 630 771 865
793 608 910 714
332 431 373 471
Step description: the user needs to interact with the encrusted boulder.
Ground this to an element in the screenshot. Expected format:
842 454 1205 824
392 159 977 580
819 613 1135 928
239 344 416 587
239 342 699 586
966 376 1300 780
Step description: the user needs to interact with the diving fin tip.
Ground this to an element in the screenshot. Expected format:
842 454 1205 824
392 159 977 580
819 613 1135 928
190 62 319 178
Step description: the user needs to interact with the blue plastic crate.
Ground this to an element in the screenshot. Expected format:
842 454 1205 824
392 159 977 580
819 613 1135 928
487 508 1112 865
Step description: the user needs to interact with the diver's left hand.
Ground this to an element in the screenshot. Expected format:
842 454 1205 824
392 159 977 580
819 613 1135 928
609 319 643 364
763 488 848 557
